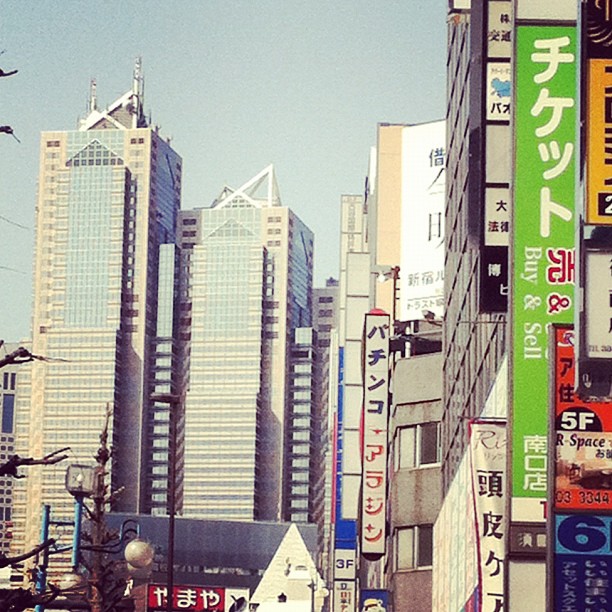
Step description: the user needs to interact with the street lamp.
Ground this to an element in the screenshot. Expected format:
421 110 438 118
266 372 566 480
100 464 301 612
150 392 181 612
52 519 155 611
374 265 400 328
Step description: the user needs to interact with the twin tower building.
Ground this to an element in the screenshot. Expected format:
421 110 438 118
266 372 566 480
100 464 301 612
13 65 327 553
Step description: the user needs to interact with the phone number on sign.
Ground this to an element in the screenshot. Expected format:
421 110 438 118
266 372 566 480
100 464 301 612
556 490 612 507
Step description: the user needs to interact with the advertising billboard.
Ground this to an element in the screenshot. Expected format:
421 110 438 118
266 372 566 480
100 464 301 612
585 59 612 225
575 1 612 400
147 584 248 612
554 327 612 514
554 514 612 611
399 121 445 321
511 24 577 521
360 311 390 559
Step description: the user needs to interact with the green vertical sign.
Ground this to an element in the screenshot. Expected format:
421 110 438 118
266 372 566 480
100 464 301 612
512 26 577 517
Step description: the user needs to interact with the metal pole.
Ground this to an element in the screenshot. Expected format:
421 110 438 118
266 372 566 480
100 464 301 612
34 504 51 612
167 398 176 612
71 497 84 569
310 580 315 612
150 392 179 612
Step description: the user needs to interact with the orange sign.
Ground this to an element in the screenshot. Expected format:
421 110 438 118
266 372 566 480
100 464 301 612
554 326 612 511
586 60 612 224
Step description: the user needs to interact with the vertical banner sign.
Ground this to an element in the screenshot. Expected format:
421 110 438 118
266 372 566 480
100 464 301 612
334 581 356 612
575 0 612 400
333 348 357 612
470 421 507 612
360 312 390 559
512 25 577 521
584 0 612 225
480 0 512 313
552 325 612 611
555 514 612 611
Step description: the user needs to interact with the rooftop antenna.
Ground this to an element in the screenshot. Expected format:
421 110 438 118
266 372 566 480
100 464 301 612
88 78 97 112
132 56 144 128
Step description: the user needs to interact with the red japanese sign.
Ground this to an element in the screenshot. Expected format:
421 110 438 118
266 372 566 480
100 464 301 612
554 326 612 511
147 584 225 612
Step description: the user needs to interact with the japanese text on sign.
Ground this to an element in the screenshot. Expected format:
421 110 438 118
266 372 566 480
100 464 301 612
360 312 390 558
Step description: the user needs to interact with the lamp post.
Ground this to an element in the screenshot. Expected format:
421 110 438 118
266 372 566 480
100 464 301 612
374 265 400 329
150 392 181 612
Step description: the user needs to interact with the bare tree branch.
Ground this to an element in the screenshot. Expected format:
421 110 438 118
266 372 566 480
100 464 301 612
0 347 32 368
0 538 56 568
0 345 70 369
0 447 70 478
0 125 20 142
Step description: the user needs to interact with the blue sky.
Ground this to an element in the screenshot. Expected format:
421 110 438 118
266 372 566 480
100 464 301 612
0 1 447 340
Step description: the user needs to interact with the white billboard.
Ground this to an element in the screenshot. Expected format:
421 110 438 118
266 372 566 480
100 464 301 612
400 120 446 321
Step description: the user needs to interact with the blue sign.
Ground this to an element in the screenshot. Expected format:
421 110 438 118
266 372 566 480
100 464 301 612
359 590 388 612
334 348 357 548
555 514 612 610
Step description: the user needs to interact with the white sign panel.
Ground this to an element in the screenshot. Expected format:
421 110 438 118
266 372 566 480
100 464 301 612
360 312 390 558
400 121 446 321
334 548 357 581
470 421 507 612
585 251 612 358
486 62 511 121
333 580 356 612
487 1 513 58
484 187 510 246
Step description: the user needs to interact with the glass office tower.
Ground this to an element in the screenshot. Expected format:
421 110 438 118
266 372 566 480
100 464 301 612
178 166 314 521
13 62 182 555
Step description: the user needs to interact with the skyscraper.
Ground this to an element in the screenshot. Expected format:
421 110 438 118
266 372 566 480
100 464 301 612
13 60 182 554
0 343 20 560
178 165 314 521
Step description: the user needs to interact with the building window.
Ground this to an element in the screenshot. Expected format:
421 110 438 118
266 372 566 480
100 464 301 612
182 218 197 225
2 395 14 434
395 524 433 570
394 422 440 470
318 296 333 303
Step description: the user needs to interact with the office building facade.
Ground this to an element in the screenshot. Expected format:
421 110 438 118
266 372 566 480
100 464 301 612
0 343 20 559
442 1 508 491
178 166 314 522
13 62 182 554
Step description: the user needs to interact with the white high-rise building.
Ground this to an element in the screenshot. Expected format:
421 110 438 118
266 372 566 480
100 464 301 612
13 61 183 556
178 166 314 521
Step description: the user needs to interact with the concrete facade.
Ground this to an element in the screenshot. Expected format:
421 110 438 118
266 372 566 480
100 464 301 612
387 352 442 612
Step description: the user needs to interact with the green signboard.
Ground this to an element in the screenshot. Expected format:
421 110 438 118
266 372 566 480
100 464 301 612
511 25 577 519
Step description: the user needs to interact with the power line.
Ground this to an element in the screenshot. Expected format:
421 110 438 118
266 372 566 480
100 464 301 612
0 265 26 275
0 213 29 230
